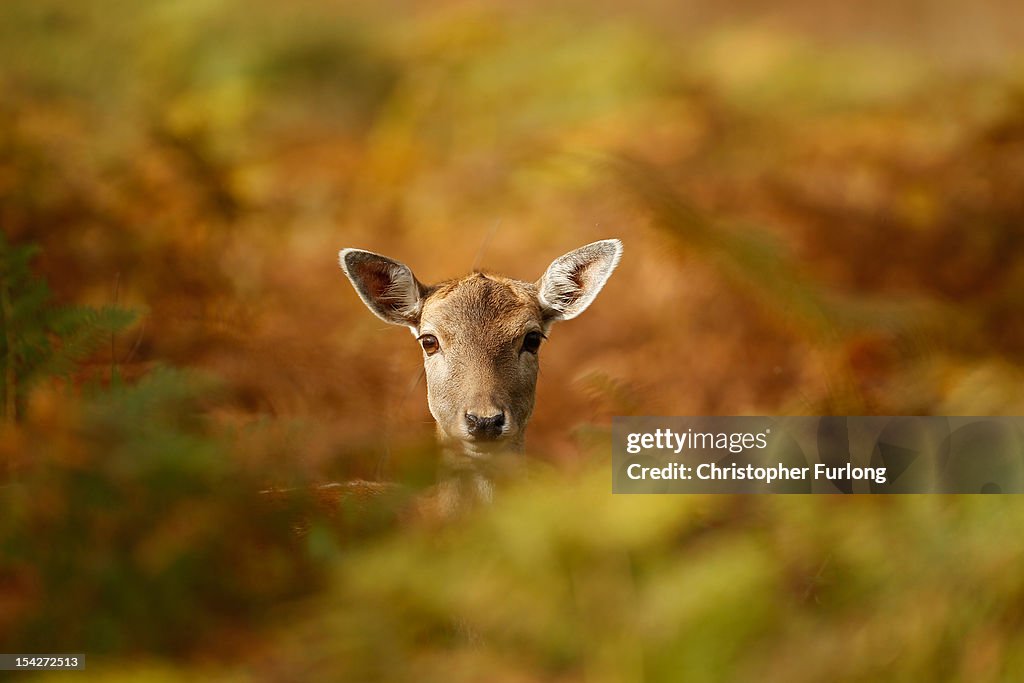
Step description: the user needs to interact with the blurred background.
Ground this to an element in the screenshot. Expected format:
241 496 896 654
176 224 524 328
3 0 1024 680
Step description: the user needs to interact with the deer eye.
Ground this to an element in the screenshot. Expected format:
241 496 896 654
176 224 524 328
521 331 544 354
418 334 440 355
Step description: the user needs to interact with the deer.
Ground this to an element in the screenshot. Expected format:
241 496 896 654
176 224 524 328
339 239 622 517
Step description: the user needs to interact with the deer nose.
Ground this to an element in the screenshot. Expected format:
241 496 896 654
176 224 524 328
465 410 506 440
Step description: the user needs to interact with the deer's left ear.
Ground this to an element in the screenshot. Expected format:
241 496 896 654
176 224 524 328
537 239 622 321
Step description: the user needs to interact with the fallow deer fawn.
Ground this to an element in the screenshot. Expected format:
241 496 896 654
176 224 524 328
340 239 622 515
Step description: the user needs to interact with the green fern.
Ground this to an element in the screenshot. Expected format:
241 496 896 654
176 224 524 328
0 233 136 421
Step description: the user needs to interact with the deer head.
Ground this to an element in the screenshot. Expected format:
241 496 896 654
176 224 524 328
340 239 622 460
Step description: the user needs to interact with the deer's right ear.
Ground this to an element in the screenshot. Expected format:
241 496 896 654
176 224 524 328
339 249 426 327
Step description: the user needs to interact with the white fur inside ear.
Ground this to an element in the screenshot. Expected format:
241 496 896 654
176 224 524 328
538 239 622 320
380 264 422 320
340 248 423 326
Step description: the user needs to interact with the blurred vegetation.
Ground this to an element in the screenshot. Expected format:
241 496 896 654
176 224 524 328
0 234 135 423
2 0 1024 680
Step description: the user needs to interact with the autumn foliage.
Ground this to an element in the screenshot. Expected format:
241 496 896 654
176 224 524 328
3 1 1024 680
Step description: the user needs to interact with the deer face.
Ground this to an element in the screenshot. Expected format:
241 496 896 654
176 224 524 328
415 273 544 453
340 240 621 457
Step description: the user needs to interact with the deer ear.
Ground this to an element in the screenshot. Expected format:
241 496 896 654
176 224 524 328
340 249 426 327
537 239 622 321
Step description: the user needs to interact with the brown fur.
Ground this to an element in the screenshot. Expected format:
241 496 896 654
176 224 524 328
420 273 544 458
339 239 622 516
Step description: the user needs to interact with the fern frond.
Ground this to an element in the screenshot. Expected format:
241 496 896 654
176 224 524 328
1 234 139 419
31 305 137 382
